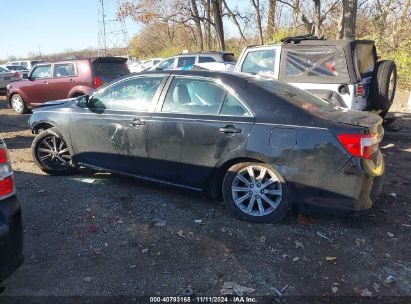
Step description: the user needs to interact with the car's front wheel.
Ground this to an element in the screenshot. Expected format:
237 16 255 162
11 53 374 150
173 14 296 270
31 128 77 175
10 94 29 114
222 162 289 223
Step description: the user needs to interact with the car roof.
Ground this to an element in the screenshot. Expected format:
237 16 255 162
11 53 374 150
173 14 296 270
136 69 248 81
246 39 375 50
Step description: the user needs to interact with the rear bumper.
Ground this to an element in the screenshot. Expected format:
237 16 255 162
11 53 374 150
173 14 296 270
296 158 384 213
0 195 24 282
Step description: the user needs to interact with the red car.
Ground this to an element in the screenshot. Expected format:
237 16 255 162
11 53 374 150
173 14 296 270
6 57 130 114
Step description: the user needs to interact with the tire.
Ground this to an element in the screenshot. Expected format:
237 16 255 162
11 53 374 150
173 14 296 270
31 127 77 175
222 162 289 223
10 94 29 114
369 60 397 112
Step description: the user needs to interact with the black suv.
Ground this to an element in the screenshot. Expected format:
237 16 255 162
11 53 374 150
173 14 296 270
0 137 23 282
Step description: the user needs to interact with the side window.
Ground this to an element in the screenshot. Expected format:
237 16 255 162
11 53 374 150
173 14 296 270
159 58 175 70
53 63 76 78
199 56 216 63
241 49 276 75
31 65 51 78
162 78 225 115
89 77 163 111
20 62 28 68
177 56 196 68
220 93 251 117
285 49 338 77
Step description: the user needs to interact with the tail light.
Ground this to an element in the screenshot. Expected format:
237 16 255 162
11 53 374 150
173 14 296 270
337 134 381 160
355 83 364 96
93 76 103 89
0 147 14 198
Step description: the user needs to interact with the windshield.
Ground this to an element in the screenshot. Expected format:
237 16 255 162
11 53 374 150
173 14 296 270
250 77 338 113
0 66 9 73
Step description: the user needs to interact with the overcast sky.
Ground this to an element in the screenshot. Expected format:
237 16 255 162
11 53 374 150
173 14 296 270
0 0 246 60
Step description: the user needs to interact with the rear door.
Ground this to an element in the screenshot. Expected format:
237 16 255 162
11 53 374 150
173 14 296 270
70 75 167 174
146 76 254 188
47 62 77 100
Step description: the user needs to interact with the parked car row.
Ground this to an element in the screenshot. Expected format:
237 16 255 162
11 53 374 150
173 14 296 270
153 51 236 71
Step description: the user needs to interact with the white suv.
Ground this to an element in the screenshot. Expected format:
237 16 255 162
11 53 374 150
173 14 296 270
235 35 397 117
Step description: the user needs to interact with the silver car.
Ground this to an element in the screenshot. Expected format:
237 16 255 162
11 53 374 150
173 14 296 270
0 66 20 95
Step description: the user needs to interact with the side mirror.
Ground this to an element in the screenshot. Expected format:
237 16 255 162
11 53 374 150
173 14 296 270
76 95 89 108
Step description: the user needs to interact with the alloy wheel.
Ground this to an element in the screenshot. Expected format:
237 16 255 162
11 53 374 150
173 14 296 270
11 95 24 113
36 135 72 171
231 165 282 217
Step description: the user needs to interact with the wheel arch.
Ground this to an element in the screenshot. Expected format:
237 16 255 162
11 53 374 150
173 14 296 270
31 122 56 134
206 157 266 198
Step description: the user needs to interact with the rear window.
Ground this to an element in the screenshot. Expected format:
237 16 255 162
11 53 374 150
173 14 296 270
251 77 337 113
223 53 236 63
92 61 130 82
355 44 376 77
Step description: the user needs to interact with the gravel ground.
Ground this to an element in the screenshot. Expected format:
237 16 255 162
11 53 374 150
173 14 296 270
0 94 410 302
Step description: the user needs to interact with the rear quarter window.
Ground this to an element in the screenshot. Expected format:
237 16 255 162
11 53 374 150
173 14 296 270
285 49 338 77
241 49 276 75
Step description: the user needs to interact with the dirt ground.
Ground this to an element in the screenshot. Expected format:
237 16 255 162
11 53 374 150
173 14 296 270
0 92 410 302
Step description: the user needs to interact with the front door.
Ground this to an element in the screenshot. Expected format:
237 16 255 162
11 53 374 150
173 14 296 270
23 64 53 106
146 76 254 188
70 75 167 174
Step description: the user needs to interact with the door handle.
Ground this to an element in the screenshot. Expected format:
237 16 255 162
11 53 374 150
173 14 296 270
69 79 74 83
129 118 145 126
219 125 242 134
43 81 48 85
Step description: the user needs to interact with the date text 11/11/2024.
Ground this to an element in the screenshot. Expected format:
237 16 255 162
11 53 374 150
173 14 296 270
149 296 257 303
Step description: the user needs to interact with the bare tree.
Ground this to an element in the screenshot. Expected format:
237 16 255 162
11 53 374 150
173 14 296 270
338 0 357 39
267 0 277 38
313 0 321 36
222 0 248 43
211 0 225 50
250 0 264 44
190 0 203 50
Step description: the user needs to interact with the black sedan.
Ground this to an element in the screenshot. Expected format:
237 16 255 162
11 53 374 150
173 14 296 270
0 137 23 281
29 70 384 222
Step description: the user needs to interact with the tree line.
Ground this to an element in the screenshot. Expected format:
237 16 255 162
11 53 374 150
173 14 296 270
117 0 410 88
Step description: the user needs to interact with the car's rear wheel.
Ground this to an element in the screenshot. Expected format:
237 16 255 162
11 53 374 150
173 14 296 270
10 94 29 114
31 128 77 175
222 162 289 223
370 60 397 115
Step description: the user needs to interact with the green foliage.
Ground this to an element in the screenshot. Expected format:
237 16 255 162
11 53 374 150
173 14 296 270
380 38 411 90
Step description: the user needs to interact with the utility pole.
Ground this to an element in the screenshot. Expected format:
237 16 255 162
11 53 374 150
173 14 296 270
97 0 130 57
